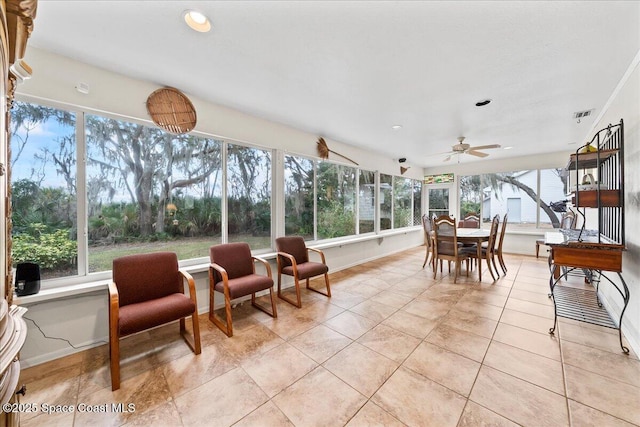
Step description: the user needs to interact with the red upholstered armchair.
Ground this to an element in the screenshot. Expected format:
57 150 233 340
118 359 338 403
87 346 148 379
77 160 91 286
109 252 201 390
209 242 277 337
275 236 331 308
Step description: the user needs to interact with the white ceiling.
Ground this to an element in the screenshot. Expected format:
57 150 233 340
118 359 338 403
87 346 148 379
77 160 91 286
28 1 640 168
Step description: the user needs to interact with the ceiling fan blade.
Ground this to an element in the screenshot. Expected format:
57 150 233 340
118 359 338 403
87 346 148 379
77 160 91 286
469 144 501 150
443 155 452 162
467 150 489 158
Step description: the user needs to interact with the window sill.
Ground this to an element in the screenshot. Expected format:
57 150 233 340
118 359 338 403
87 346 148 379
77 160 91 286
14 227 422 306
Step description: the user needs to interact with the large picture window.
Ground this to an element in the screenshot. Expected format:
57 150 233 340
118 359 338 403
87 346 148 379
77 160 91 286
85 114 223 272
284 155 314 239
380 174 392 230
358 170 375 233
317 162 356 239
10 102 77 280
393 177 412 228
460 169 568 229
227 144 272 249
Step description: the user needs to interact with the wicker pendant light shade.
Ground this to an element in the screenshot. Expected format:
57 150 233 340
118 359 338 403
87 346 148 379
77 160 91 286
146 87 197 134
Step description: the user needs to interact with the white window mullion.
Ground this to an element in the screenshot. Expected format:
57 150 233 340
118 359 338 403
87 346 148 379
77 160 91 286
313 160 318 242
355 169 360 235
76 111 88 276
221 142 228 243
273 149 284 247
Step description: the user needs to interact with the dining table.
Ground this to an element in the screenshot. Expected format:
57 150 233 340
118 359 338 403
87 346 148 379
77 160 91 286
433 227 491 282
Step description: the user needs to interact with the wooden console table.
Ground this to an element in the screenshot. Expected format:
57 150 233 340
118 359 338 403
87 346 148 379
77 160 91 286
545 230 629 353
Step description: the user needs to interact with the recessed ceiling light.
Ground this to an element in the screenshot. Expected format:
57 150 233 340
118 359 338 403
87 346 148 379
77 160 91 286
184 10 211 32
475 99 492 107
392 125 402 130
503 146 513 150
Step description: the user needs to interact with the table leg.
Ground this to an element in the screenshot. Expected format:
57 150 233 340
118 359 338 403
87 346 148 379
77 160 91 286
477 240 482 281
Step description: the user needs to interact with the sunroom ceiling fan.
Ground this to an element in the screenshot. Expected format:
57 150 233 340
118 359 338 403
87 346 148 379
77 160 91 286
442 137 501 162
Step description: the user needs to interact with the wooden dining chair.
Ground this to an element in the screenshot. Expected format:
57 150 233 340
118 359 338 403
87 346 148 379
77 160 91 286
496 213 508 274
432 215 471 283
470 215 500 281
421 214 435 269
458 213 480 229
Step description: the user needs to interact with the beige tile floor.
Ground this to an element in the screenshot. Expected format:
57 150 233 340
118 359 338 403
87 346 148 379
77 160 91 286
18 248 640 426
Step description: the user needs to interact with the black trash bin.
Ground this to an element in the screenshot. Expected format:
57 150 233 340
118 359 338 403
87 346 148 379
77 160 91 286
15 262 41 296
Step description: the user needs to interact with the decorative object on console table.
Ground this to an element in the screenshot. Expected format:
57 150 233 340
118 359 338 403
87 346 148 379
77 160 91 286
547 119 628 353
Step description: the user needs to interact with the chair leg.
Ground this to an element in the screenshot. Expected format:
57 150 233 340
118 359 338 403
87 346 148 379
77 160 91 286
453 260 459 283
536 241 540 258
486 253 497 281
433 256 438 279
251 288 278 318
180 313 202 354
498 250 507 274
109 326 120 391
278 274 302 308
491 254 500 279
305 274 331 298
422 248 432 269
209 289 234 337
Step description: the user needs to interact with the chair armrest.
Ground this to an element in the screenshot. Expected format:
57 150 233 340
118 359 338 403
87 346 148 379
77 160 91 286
209 263 230 293
108 282 119 335
276 252 298 275
307 247 326 264
178 269 198 301
252 256 273 278
108 281 119 308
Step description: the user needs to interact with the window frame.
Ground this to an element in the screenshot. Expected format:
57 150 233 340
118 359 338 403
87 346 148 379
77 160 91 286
11 96 423 290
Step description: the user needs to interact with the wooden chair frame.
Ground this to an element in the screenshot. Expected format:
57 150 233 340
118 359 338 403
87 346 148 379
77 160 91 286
109 269 201 391
497 213 508 274
421 214 435 269
471 215 500 281
209 256 277 337
277 247 331 308
433 215 470 284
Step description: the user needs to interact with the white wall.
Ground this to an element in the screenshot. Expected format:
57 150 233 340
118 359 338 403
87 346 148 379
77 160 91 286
16 48 424 366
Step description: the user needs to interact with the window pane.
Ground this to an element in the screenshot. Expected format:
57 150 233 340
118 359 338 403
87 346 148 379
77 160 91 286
317 162 356 239
379 174 392 230
284 155 314 239
413 180 422 226
538 168 568 228
358 170 375 233
227 144 272 250
393 177 412 228
10 102 77 280
86 114 223 272
459 175 482 219
484 171 537 229
428 188 449 218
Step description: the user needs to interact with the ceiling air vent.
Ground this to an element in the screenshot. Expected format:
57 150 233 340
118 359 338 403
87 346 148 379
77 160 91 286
573 109 594 119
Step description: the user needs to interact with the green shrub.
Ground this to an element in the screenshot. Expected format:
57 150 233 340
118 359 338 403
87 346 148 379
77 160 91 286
12 227 77 270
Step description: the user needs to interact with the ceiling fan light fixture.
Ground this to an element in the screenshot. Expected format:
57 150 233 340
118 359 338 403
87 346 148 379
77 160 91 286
184 10 211 32
475 99 492 107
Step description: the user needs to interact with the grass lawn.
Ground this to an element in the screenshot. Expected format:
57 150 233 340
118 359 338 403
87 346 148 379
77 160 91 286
88 235 271 273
